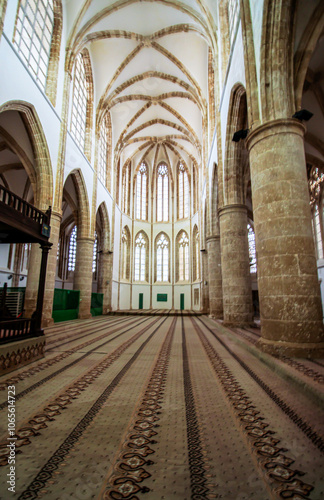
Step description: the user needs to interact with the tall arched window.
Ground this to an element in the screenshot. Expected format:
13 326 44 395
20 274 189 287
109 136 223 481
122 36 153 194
98 116 108 186
68 226 77 272
121 227 130 280
309 165 324 260
178 162 189 219
13 0 54 90
135 162 148 220
122 162 131 215
70 53 88 150
156 233 169 282
177 231 189 281
313 205 323 260
247 223 257 273
134 232 148 281
228 0 240 46
157 163 169 221
92 231 98 274
192 226 200 281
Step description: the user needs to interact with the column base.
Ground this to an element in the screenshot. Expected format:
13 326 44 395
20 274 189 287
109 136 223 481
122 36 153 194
78 313 92 320
257 337 324 358
223 320 254 328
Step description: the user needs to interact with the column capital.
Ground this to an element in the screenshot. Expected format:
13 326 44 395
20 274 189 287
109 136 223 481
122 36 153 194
206 235 220 243
218 204 247 218
246 118 306 152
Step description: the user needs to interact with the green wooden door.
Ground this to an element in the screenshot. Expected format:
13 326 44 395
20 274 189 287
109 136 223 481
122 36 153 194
180 293 185 311
139 293 143 309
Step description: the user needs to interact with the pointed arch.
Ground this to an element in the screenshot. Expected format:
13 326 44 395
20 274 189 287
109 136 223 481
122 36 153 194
260 0 296 121
97 201 110 252
0 101 53 210
223 84 248 205
66 168 91 238
211 162 219 235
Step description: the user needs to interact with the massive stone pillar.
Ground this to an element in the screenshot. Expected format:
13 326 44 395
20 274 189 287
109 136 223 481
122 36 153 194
98 250 113 314
74 237 94 319
42 211 61 327
247 119 324 357
219 204 253 325
24 244 41 318
201 250 209 312
206 235 223 318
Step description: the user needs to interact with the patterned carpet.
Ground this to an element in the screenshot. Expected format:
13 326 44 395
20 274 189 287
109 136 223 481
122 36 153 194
0 314 323 499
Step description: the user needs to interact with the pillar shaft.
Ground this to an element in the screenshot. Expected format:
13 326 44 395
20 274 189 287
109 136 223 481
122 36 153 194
24 244 41 318
247 119 324 356
98 251 113 314
74 237 94 319
42 211 61 327
206 235 223 318
219 204 253 325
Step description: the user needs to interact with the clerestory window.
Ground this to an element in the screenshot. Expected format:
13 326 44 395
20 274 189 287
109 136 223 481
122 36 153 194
135 162 148 220
178 162 189 219
157 163 169 222
13 0 54 90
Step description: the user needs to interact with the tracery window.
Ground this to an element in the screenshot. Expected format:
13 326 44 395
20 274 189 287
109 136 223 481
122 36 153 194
121 227 130 280
13 0 54 90
68 226 77 272
313 205 323 260
70 53 87 150
92 231 98 274
178 162 189 219
98 116 108 186
177 231 189 281
228 0 240 46
192 226 200 281
135 162 148 220
247 223 257 273
156 233 169 282
308 166 324 260
134 232 148 281
157 163 169 222
122 162 131 215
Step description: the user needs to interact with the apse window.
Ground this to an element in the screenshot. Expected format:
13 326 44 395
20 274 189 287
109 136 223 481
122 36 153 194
68 226 77 272
156 233 169 282
13 0 54 90
178 231 189 281
157 163 169 222
247 224 257 273
134 232 147 281
178 162 189 219
136 162 148 221
70 53 87 150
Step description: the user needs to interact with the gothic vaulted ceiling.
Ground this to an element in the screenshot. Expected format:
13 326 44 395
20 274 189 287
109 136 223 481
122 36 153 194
63 0 218 172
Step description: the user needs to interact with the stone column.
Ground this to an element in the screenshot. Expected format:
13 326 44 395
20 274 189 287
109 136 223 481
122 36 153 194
201 250 209 312
206 235 223 318
42 211 62 327
74 237 94 319
219 204 253 325
24 244 41 318
99 251 113 314
247 119 324 357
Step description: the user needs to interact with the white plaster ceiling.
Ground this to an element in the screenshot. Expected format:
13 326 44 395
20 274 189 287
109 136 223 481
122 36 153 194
63 0 218 174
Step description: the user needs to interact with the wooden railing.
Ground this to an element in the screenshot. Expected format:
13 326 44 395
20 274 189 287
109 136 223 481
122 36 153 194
0 185 51 226
0 318 35 343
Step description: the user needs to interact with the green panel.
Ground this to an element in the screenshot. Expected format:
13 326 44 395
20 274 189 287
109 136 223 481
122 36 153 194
91 292 103 309
139 293 143 310
180 293 185 310
91 307 103 317
157 293 167 302
52 309 79 322
53 289 80 311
